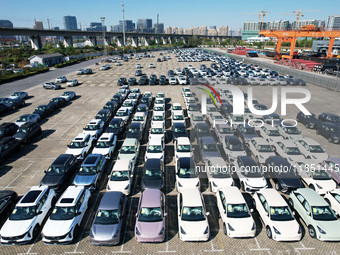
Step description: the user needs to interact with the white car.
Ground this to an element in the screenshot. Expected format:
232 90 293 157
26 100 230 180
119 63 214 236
156 92 165 99
259 124 284 146
324 189 340 216
76 69 84 75
82 119 104 140
9 91 28 100
115 108 131 125
228 114 245 130
0 186 56 245
92 133 117 159
206 157 233 192
115 61 121 66
60 91 76 101
67 79 79 87
207 112 227 128
107 159 135 195
149 122 165 147
274 141 305 165
296 159 337 195
136 64 141 68
151 111 165 128
174 137 192 160
254 189 301 241
55 76 67 83
277 124 303 140
117 138 140 165
181 87 190 97
175 157 200 192
185 97 196 109
145 137 164 162
121 99 135 113
149 63 155 68
172 110 186 126
177 189 209 242
295 138 328 163
183 92 194 101
154 98 165 108
172 103 183 115
66 133 94 160
249 137 276 164
42 186 91 244
133 112 148 128
178 76 187 85
169 76 177 85
153 104 166 118
216 186 256 238
15 114 40 127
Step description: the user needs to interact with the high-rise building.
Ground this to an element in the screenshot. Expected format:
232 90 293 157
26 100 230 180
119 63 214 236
137 19 153 32
0 20 13 28
34 21 44 29
111 25 120 32
210 26 217 30
267 20 289 30
218 26 229 36
119 20 135 32
326 15 340 29
198 26 207 35
87 22 106 32
208 28 218 36
291 20 325 29
154 23 164 34
63 16 78 30
164 26 172 34
242 21 268 40
184 28 193 35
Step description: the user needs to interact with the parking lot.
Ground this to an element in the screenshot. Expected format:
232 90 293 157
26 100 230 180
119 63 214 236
0 49 339 255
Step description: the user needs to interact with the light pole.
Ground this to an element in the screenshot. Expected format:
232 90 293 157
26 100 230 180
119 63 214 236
100 17 106 56
157 14 159 48
122 1 126 48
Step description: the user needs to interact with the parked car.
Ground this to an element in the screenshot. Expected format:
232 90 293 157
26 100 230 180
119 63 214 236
60 91 76 101
205 157 233 192
322 158 340 185
273 140 305 165
9 91 28 100
92 133 117 159
67 79 79 87
141 159 164 190
277 124 303 140
175 157 200 192
0 137 21 162
15 114 40 127
296 111 320 129
13 122 42 144
117 138 140 165
223 136 247 163
106 118 125 138
48 97 67 108
235 123 259 145
248 137 276 164
324 189 340 216
0 190 18 222
316 122 340 144
56 76 67 83
107 160 135 195
197 136 221 163
43 82 61 90
259 124 283 146
33 104 54 118
4 97 26 110
66 133 94 161
295 138 328 163
82 119 104 140
318 112 340 125
0 122 18 139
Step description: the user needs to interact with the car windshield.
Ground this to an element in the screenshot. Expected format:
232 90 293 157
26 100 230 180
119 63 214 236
134 116 144 121
116 111 128 117
330 116 340 122
226 203 250 218
63 92 71 96
147 145 162 153
50 206 75 220
84 124 99 130
138 207 162 222
286 147 301 155
218 127 232 134
123 102 132 107
154 107 164 111
110 170 129 181
94 209 119 225
309 145 325 153
181 206 205 221
242 165 263 177
189 105 199 111
233 116 244 122
144 169 162 179
285 127 300 135
137 107 146 112
268 130 280 136
96 141 112 148
153 115 164 121
17 116 28 122
197 127 209 134
213 116 223 120
193 116 204 121
151 128 163 134
330 126 340 133
78 166 97 175
9 206 36 221
174 127 186 133
312 170 331 180
120 146 135 154
174 115 184 120
177 145 191 152
243 127 256 134
109 122 120 128
178 167 197 178
270 206 294 221
36 106 46 111
228 142 243 151
173 106 182 110
211 170 231 178
46 166 66 175
257 145 273 152
312 206 337 221
129 127 140 134
68 141 85 148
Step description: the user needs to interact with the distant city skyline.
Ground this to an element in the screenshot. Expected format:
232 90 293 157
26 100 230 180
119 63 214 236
1 0 338 31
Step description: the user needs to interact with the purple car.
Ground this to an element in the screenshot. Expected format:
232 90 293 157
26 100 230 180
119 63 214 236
322 158 340 185
214 123 233 143
135 189 166 242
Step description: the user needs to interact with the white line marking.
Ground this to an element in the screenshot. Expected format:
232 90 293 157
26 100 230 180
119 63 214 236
59 112 87 138
3 162 34 190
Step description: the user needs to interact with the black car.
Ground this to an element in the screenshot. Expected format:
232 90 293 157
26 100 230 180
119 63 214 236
136 103 148 113
4 98 25 110
193 122 212 141
126 122 144 141
140 97 151 108
135 70 142 76
0 190 17 221
158 77 168 85
0 123 18 139
172 122 189 141
111 94 123 105
149 77 157 85
263 113 282 126
138 77 148 85
157 58 162 62
0 137 21 162
296 111 320 129
102 101 118 114
48 97 67 108
168 70 174 76
235 123 259 144
220 104 233 117
95 109 112 125
13 122 42 144
265 156 304 192
33 104 55 118
128 77 137 86
0 104 10 115
40 154 77 191
318 112 340 126
106 118 125 138
117 77 127 86
141 158 164 190
84 68 93 74
316 122 340 144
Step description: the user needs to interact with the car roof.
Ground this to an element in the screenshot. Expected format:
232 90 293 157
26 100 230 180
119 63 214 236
19 122 37 128
122 138 137 146
134 112 146 116
251 137 269 144
52 154 74 166
0 122 16 128
178 157 194 168
238 156 257 166
279 140 298 147
110 118 122 123
176 137 190 144
140 189 162 208
257 189 287 207
98 191 123 210
322 122 339 128
98 133 114 141
207 157 226 166
18 186 48 206
148 137 162 145
56 185 84 206
112 159 131 171
73 133 89 141
268 156 291 166
201 136 216 143
130 122 142 128
145 158 161 170
172 110 183 115
151 122 164 129
298 138 320 145
181 188 202 207
195 122 209 128
262 124 278 130
294 188 328 206
219 186 246 204
82 154 102 166
87 119 102 125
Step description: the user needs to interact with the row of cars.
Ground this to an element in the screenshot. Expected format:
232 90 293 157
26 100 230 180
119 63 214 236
43 76 81 90
0 91 28 115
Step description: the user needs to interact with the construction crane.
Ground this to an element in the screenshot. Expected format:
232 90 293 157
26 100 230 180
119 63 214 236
281 9 320 22
241 11 262 22
241 9 271 30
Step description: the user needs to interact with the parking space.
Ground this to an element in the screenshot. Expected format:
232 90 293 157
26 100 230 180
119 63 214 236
0 49 339 255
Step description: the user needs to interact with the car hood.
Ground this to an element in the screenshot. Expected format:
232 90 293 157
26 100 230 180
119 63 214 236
118 154 135 161
1 219 33 237
65 148 83 156
92 148 110 155
315 220 340 237
136 220 164 237
311 153 328 163
13 133 28 140
243 134 259 141
91 223 121 240
243 177 267 188
142 177 163 189
73 174 97 186
211 177 233 188
106 128 121 135
83 130 97 136
228 217 254 233
272 220 300 236
202 150 221 159
15 121 26 127
40 174 65 187
108 180 130 191
43 219 73 237
178 176 200 188
278 177 302 189
146 152 163 160
126 133 141 140
180 220 208 236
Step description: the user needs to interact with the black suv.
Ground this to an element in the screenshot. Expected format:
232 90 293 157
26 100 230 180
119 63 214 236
296 111 320 129
40 154 77 191
13 122 42 144
48 97 67 108
0 137 21 162
318 112 340 126
117 77 127 86
33 104 55 118
106 118 125 138
0 123 18 139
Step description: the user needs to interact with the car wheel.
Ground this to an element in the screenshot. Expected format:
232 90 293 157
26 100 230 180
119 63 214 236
309 184 315 190
308 225 316 238
241 182 245 192
255 156 259 163
73 226 80 242
288 198 294 209
226 154 230 163
275 182 281 191
266 226 272 239
52 87 56 90
328 137 333 143
223 223 228 236
316 129 320 135
32 224 40 242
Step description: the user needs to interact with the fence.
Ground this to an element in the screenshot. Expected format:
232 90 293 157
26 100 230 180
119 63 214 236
208 49 340 92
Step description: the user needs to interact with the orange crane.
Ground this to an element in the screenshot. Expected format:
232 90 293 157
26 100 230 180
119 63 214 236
259 25 340 59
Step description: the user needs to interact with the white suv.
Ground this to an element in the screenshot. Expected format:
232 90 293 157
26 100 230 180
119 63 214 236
42 186 91 244
66 133 94 160
107 159 135 195
92 133 117 159
82 119 104 140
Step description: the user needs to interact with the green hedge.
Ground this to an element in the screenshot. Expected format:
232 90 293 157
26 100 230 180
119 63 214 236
0 67 49 84
54 56 96 68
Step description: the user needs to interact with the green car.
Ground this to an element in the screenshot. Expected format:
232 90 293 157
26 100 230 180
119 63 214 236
117 138 140 165
289 188 340 241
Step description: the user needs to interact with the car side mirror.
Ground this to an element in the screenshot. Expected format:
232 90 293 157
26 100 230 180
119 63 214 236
76 212 81 216
44 170 47 173
265 212 269 216
164 213 168 217
37 211 43 215
135 213 138 217
206 212 210 216
250 208 254 213
67 145 70 148
130 174 133 178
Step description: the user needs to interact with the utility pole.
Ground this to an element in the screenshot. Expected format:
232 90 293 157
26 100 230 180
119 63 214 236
122 1 126 47
157 14 159 48
101 17 106 56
